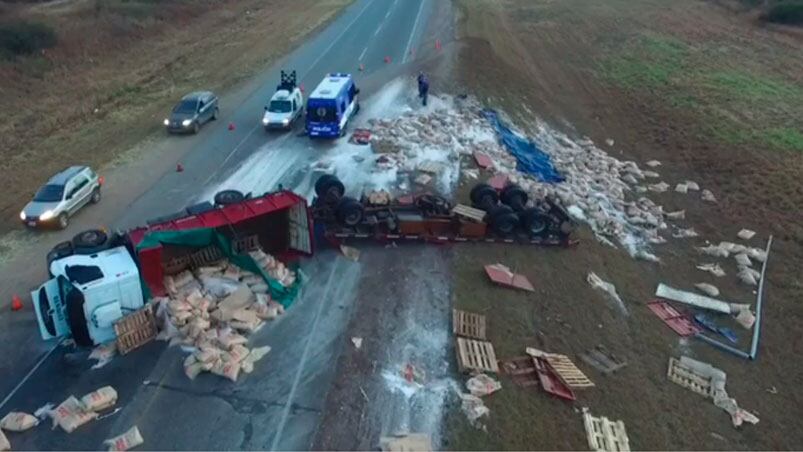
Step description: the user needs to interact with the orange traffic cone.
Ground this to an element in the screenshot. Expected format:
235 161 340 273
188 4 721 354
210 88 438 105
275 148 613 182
176 163 184 173
300 83 305 93
359 63 364 71
228 122 235 131
11 295 23 311
435 39 441 50
384 56 391 64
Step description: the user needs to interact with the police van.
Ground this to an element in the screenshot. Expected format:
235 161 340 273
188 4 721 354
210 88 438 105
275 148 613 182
306 73 360 138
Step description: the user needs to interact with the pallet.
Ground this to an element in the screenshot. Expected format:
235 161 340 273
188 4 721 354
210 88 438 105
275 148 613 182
379 433 432 452
114 305 157 355
667 357 714 398
582 408 631 452
579 346 627 375
534 357 575 400
452 204 486 223
647 301 701 337
544 354 595 388
452 309 487 340
232 235 260 254
456 337 499 373
189 245 224 268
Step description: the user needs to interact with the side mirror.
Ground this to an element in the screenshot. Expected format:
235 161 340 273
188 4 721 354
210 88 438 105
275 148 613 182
65 194 73 200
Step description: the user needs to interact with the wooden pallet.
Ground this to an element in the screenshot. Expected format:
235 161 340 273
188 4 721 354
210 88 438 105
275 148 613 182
456 337 499 373
114 305 157 355
452 204 486 223
583 408 631 452
379 433 432 452
544 354 595 388
580 346 627 375
232 235 260 254
190 245 224 268
498 356 539 387
667 357 714 398
452 309 487 340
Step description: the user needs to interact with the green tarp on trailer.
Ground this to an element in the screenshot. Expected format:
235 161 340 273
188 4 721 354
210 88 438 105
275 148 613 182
136 228 301 307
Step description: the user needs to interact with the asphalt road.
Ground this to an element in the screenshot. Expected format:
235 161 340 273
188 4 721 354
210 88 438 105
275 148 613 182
0 0 436 449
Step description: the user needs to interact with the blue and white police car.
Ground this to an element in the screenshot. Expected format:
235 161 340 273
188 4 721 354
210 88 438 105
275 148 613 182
305 73 360 138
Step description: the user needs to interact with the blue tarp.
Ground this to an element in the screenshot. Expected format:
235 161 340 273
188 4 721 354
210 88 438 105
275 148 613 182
481 109 564 183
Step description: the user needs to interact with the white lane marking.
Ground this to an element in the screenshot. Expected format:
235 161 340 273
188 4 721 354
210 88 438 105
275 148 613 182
359 46 368 61
374 22 384 36
270 260 341 451
203 0 375 187
403 0 426 63
0 339 62 411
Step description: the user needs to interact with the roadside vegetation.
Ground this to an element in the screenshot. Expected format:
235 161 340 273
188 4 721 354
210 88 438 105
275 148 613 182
0 20 56 59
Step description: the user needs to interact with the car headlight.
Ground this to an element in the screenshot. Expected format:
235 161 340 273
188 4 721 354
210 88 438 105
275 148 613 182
40 210 54 221
182 119 192 127
163 119 169 126
262 118 269 125
282 118 290 125
20 211 26 220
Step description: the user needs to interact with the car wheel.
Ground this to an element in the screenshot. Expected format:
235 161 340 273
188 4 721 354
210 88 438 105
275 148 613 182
336 197 364 226
214 190 245 206
501 184 528 211
212 107 219 120
470 183 499 210
192 122 200 134
66 290 93 347
520 208 549 237
58 213 69 230
488 205 518 236
314 174 345 201
72 229 109 254
90 188 101 204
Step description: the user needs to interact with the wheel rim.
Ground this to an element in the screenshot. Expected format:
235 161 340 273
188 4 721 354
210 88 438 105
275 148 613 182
529 220 547 235
60 215 67 228
81 231 99 243
345 212 361 225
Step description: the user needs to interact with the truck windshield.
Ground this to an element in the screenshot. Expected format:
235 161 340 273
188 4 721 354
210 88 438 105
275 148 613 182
308 105 337 122
34 184 64 202
65 265 104 285
269 100 292 113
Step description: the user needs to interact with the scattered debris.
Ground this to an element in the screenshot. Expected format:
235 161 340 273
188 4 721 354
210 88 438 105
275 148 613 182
656 284 744 314
582 408 631 452
339 244 361 262
605 138 615 147
645 160 661 167
697 244 730 258
349 128 371 145
473 151 493 169
379 433 432 452
587 272 627 314
701 189 717 203
89 342 117 369
734 253 752 267
734 309 756 330
647 301 701 337
672 227 698 238
0 412 39 432
351 337 363 349
115 307 157 355
695 283 720 297
50 395 99 433
737 266 760 286
80 386 118 412
452 309 487 340
459 393 489 427
685 181 700 191
456 337 499 373
667 356 725 399
696 263 726 277
414 174 432 186
737 229 756 240
498 356 539 387
694 314 738 343
675 183 688 194
462 169 479 180
527 349 594 388
665 210 685 220
417 160 444 174
104 425 144 451
366 189 393 206
579 346 627 374
766 386 778 394
484 264 534 292
533 356 576 401
0 429 9 452
33 403 53 421
648 182 670 193
466 373 502 397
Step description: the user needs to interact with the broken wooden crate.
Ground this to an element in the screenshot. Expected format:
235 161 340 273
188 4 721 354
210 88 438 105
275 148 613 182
543 354 595 388
579 346 627 375
582 408 631 452
114 305 157 355
452 204 486 223
647 301 701 337
667 357 715 398
452 309 487 340
498 356 539 387
456 337 499 373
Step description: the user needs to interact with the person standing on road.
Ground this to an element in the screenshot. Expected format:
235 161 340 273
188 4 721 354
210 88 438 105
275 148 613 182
417 72 429 106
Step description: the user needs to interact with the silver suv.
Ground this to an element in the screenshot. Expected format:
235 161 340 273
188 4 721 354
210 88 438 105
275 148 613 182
21 166 102 229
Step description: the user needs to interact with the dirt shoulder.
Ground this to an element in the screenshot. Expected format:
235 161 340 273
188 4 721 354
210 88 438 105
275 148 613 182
447 0 803 450
0 0 352 234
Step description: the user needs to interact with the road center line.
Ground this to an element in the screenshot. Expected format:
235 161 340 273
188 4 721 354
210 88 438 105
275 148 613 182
359 46 368 61
270 259 341 451
403 0 426 63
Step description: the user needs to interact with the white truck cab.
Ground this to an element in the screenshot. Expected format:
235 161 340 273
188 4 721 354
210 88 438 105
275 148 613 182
262 70 304 130
32 245 144 346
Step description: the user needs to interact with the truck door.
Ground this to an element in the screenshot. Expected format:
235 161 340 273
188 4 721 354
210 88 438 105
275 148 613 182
31 278 70 340
288 201 313 255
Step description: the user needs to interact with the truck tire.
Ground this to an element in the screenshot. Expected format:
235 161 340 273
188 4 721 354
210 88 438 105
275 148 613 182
488 205 519 236
501 184 528 211
470 183 499 210
47 241 74 272
72 229 109 254
66 289 93 347
520 208 549 237
314 175 345 201
214 190 245 206
186 201 216 216
336 197 364 227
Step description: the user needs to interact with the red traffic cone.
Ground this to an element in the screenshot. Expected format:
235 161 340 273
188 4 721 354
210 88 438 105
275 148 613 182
358 63 364 71
11 295 23 311
300 83 305 93
435 39 441 50
384 56 391 64
176 163 184 173
228 122 235 131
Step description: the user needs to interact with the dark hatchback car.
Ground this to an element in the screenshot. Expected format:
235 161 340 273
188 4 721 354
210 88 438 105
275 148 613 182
164 91 219 134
